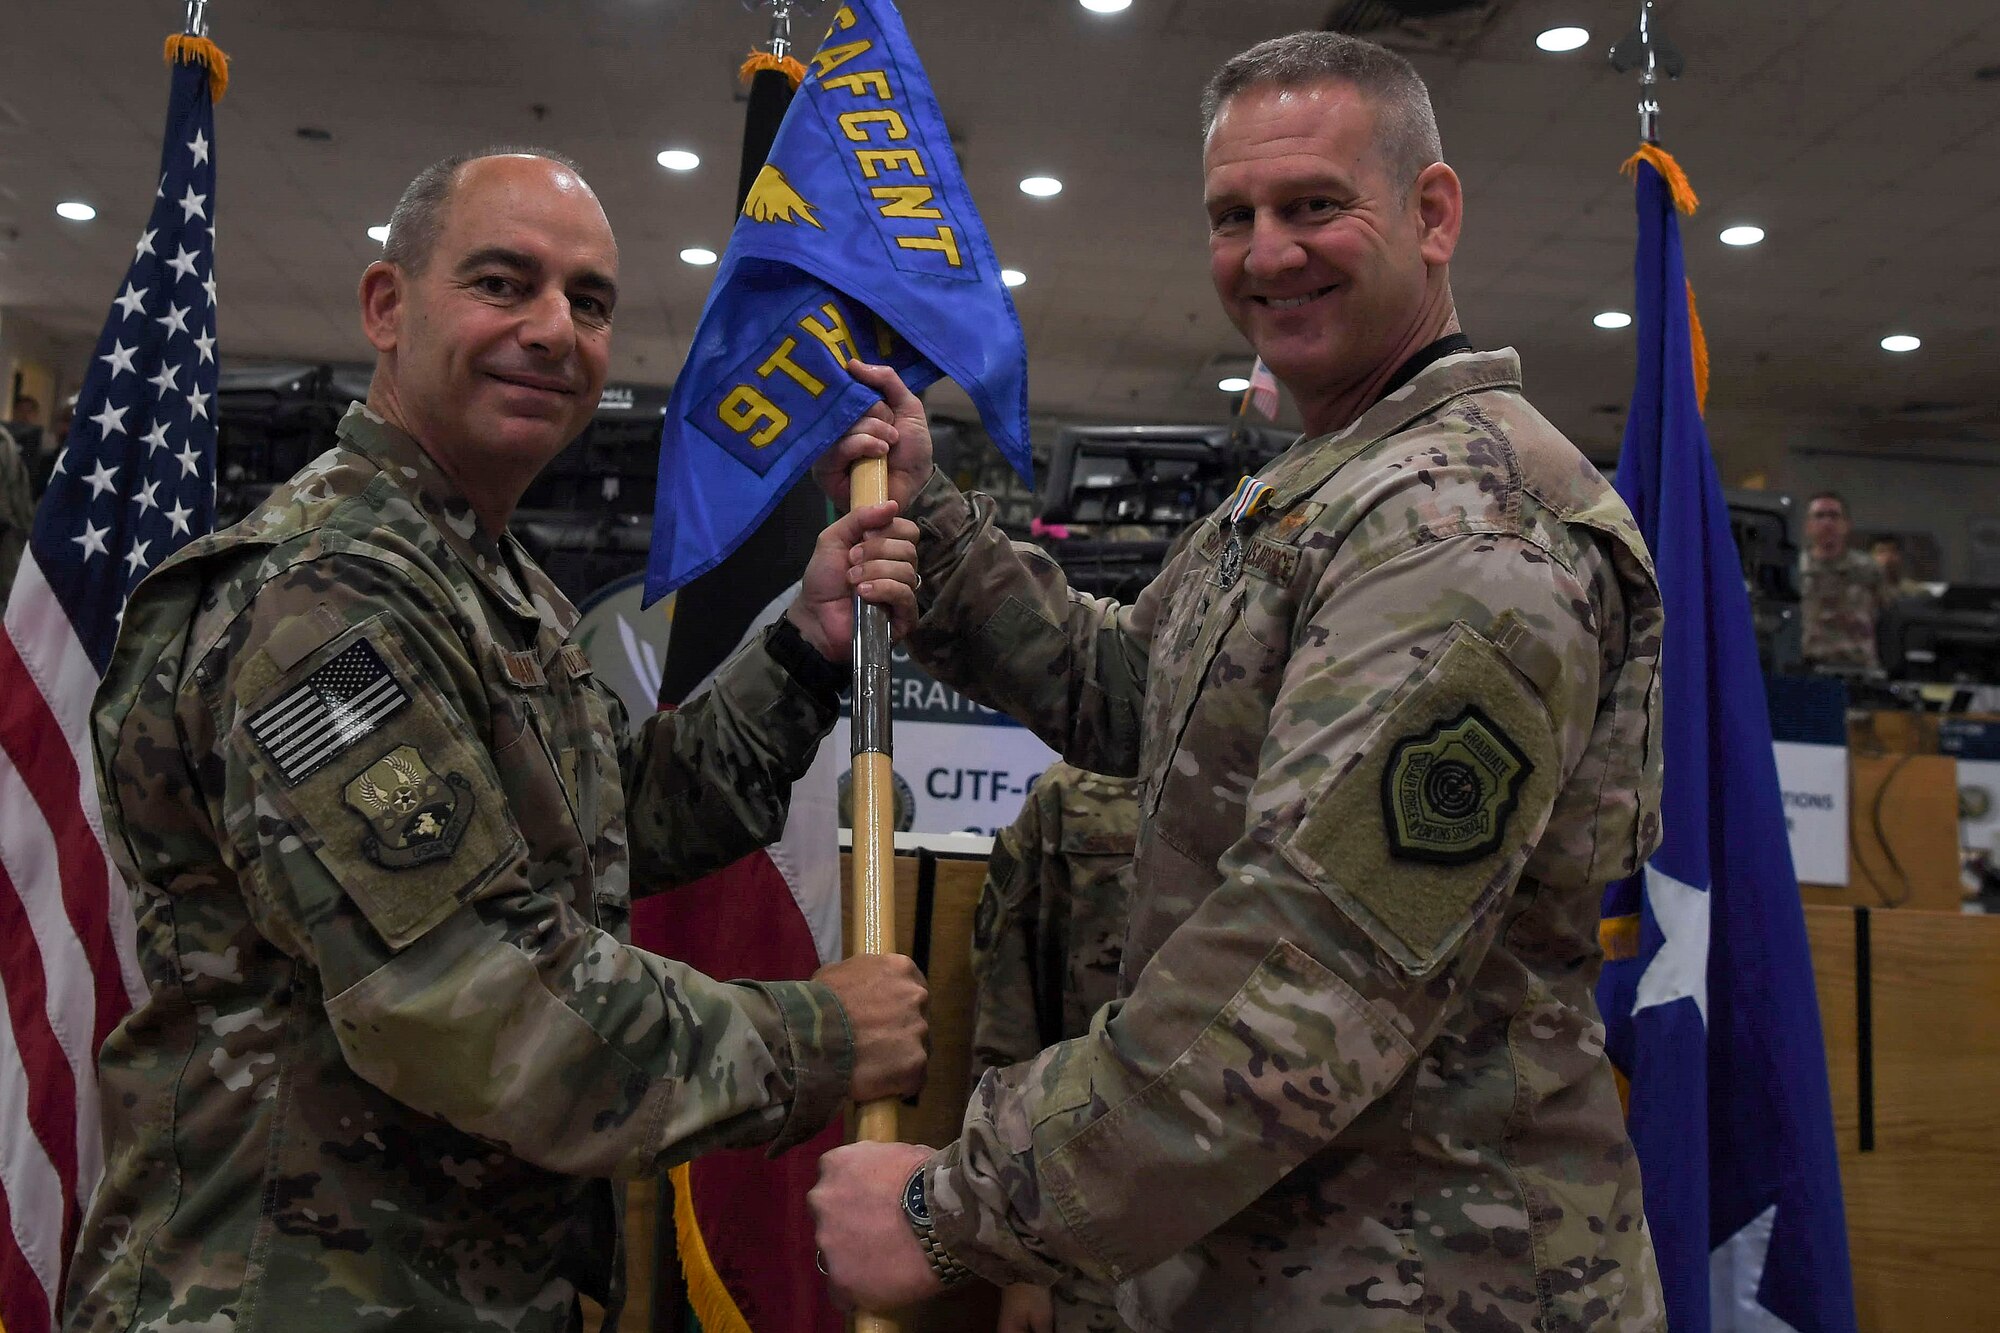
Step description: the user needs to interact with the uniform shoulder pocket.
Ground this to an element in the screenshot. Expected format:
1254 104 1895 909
1281 622 1562 976
234 613 523 950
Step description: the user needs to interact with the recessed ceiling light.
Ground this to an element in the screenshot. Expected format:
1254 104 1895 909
1594 310 1633 329
1019 176 1063 198
1080 0 1132 12
1535 26 1590 53
56 201 96 221
367 224 390 244
1880 334 1921 353
1218 376 1252 393
1002 268 1027 288
1720 225 1765 247
656 149 700 172
680 246 718 266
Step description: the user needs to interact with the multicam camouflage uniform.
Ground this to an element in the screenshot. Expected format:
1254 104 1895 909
66 405 854 1333
1 423 32 594
905 349 1667 1331
1800 547 1886 671
970 761 1138 1333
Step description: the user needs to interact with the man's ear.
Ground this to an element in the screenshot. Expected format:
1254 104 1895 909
359 261 404 355
1413 162 1463 268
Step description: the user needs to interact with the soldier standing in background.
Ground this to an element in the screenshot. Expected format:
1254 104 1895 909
810 30 1667 1331
1800 490 1887 671
969 761 1138 1333
0 422 31 594
1868 533 1928 603
66 150 930 1333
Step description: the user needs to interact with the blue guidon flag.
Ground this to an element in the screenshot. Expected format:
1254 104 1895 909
645 0 1031 602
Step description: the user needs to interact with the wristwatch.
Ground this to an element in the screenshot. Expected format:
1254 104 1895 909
902 1164 974 1287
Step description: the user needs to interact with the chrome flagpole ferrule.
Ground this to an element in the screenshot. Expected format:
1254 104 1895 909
184 0 210 37
851 599 893 757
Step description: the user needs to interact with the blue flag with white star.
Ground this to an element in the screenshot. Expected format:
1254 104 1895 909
26 53 219 667
1598 153 1855 1333
645 0 1030 602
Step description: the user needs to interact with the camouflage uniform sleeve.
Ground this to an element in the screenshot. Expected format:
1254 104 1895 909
968 779 1051 1085
926 526 1613 1287
202 553 852 1175
903 468 1153 777
621 630 840 893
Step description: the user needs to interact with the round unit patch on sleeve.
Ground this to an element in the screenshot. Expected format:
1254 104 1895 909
1382 706 1532 865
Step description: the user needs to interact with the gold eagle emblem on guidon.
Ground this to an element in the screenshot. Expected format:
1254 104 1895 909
743 164 824 229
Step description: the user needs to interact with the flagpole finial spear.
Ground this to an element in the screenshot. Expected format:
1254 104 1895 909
183 0 209 37
742 0 826 61
1609 0 1684 144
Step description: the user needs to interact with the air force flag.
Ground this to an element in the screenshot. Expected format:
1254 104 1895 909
1598 149 1856 1333
646 0 1031 601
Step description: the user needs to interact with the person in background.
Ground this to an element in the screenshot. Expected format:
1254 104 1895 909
1800 490 1887 671
0 421 31 595
969 761 1138 1333
1868 533 1928 602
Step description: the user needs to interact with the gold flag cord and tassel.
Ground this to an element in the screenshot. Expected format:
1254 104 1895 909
740 51 809 90
1619 144 1709 415
163 33 230 102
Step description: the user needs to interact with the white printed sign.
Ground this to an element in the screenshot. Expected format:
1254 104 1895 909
833 646 1059 837
1772 741 1849 887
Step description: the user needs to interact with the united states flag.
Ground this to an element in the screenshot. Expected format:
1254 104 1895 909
0 44 221 1333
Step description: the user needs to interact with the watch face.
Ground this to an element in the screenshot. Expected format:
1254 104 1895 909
902 1168 931 1225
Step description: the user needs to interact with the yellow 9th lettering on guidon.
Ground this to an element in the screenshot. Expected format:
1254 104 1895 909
811 4 963 269
716 301 900 449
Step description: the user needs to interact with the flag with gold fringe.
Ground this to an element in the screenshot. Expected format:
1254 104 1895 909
1596 144 1856 1333
0 31 226 1333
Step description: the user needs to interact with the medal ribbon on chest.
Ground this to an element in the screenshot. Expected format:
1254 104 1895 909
1213 475 1275 590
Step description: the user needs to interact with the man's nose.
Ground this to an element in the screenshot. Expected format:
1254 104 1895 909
517 287 575 358
1242 216 1306 280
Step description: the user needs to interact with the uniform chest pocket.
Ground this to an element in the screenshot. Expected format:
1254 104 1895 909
485 648 604 913
1143 559 1293 857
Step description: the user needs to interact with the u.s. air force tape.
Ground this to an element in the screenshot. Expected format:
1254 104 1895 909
247 638 411 786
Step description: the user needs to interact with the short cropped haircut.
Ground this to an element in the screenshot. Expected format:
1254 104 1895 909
1200 31 1443 189
380 145 586 275
1806 490 1848 516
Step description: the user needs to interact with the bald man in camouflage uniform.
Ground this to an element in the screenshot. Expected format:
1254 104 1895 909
970 762 1138 1333
66 151 929 1333
811 32 1666 1331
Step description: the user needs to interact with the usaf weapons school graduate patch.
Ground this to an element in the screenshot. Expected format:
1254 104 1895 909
1382 707 1531 864
1281 623 1561 976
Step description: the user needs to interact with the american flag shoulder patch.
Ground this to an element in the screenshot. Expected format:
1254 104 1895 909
248 638 412 785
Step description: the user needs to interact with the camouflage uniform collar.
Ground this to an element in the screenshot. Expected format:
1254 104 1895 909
335 403 577 637
1262 348 1521 507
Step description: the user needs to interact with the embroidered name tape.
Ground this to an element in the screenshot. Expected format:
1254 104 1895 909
248 638 411 785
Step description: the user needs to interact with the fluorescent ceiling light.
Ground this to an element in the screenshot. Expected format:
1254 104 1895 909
56 201 96 221
1720 225 1765 247
1081 0 1132 11
1019 176 1063 198
1002 268 1027 288
1880 334 1920 353
1594 310 1633 329
656 149 700 172
1536 27 1590 53
367 224 390 244
680 247 718 266
1218 376 1251 393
